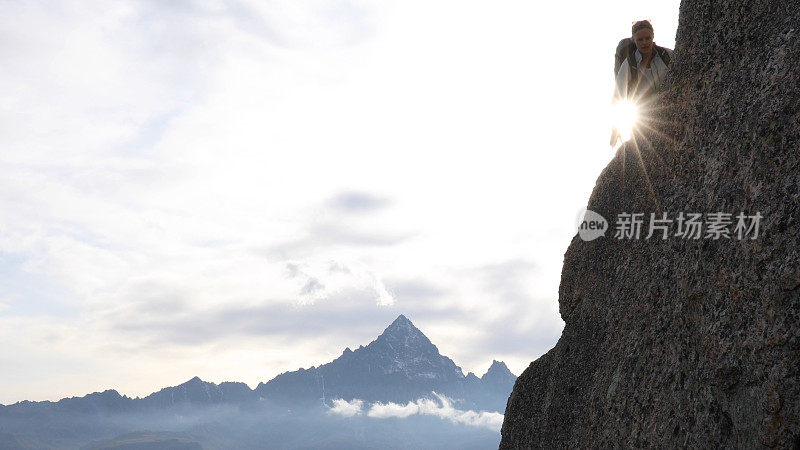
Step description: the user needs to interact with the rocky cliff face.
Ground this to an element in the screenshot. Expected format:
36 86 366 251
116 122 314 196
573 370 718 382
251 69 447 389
501 1 799 448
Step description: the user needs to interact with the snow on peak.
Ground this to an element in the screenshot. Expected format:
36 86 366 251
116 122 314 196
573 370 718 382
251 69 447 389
376 315 433 351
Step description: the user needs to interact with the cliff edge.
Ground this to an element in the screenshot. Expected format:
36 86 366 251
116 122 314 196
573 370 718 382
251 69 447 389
501 1 799 448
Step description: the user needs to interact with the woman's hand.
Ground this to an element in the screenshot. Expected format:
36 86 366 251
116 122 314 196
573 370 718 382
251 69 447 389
609 127 620 147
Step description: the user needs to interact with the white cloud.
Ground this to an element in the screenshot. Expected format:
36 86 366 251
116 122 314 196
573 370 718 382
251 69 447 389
367 400 419 419
283 258 395 306
328 398 365 417
329 393 504 432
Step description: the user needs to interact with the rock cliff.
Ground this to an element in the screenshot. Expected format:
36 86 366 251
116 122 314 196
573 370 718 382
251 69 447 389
501 1 799 448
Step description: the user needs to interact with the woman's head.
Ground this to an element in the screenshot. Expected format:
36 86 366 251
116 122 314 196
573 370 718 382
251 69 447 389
631 20 654 57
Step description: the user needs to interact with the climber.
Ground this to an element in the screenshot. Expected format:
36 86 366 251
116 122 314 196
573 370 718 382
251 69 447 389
609 19 674 147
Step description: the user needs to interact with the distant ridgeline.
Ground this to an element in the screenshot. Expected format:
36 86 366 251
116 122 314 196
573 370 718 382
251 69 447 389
501 0 799 448
254 314 516 412
0 315 515 448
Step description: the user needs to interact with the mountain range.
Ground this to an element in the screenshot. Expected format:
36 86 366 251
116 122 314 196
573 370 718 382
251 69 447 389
1 315 515 416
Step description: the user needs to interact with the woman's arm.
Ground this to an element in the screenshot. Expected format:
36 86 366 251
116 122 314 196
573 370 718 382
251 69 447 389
614 59 630 103
610 60 631 147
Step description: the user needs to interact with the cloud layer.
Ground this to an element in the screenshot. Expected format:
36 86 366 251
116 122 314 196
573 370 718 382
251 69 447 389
328 392 505 432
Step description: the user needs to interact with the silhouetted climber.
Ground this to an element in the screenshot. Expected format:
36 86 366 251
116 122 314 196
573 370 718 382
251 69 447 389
609 20 673 147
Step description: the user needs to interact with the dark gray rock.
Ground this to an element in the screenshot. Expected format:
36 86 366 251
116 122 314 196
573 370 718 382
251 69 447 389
501 1 799 448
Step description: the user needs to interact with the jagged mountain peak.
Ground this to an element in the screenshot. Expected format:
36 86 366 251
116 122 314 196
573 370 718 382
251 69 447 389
484 360 513 378
392 313 411 324
375 314 433 349
351 315 464 382
282 314 465 388
382 314 417 334
482 360 516 389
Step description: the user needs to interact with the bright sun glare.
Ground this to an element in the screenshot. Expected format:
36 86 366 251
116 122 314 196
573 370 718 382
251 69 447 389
613 100 639 143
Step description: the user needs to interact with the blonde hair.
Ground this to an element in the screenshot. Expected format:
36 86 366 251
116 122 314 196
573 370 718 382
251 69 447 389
632 20 653 35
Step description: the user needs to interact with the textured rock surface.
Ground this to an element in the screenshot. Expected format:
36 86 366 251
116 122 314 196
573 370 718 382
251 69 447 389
501 1 799 448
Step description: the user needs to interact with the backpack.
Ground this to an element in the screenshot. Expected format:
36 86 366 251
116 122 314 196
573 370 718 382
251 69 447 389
614 38 671 96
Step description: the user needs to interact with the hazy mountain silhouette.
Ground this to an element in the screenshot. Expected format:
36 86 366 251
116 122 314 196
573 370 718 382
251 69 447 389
254 314 507 410
0 315 515 449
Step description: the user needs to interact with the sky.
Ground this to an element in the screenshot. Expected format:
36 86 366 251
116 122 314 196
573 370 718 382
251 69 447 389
0 0 681 404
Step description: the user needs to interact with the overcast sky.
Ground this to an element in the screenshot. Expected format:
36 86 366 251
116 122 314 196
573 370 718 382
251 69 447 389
0 0 680 403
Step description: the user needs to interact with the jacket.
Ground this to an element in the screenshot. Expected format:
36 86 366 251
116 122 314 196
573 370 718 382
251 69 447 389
614 47 673 103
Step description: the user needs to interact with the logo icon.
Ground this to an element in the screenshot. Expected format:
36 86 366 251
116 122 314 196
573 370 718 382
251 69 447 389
576 208 608 241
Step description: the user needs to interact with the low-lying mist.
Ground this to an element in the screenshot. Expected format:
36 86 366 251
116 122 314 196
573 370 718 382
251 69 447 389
1 395 502 449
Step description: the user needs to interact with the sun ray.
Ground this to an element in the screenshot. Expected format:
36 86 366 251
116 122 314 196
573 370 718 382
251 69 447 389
613 100 639 143
629 134 662 211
